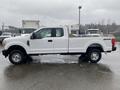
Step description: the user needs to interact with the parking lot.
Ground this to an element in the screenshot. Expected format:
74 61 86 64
0 44 120 90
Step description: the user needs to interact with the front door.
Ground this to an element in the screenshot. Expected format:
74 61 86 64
29 28 53 54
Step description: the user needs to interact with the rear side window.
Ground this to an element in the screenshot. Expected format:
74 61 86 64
55 28 64 37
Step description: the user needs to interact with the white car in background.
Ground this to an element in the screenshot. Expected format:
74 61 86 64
21 34 30 36
0 32 14 43
86 29 103 37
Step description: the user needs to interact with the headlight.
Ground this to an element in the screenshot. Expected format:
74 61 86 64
2 39 6 46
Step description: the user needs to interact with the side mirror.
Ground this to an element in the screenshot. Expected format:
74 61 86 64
30 33 36 39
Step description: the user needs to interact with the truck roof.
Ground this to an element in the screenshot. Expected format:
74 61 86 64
38 26 65 29
34 26 67 33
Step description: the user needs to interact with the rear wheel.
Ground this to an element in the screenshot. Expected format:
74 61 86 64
9 50 27 65
87 49 101 63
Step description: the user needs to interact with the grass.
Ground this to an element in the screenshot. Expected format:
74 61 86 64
115 36 120 42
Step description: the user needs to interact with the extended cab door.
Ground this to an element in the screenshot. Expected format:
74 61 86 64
52 28 68 53
29 28 53 54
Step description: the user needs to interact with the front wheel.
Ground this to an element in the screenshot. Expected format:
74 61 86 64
87 49 102 63
9 50 27 65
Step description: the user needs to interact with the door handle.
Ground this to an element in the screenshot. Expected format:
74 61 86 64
48 40 52 42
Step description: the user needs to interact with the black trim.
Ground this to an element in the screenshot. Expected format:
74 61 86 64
2 50 8 57
27 40 30 46
52 28 56 37
112 47 117 51
28 52 85 56
48 40 52 42
103 39 111 40
106 51 111 53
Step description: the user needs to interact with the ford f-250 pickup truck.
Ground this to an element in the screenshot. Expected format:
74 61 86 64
2 27 117 64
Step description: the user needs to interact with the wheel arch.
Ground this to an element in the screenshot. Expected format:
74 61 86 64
86 43 104 52
6 45 27 57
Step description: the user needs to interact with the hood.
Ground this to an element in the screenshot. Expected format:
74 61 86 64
3 35 30 44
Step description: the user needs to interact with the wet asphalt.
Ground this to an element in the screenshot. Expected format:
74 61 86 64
0 44 120 90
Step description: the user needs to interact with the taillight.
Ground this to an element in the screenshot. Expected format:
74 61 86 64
112 38 116 47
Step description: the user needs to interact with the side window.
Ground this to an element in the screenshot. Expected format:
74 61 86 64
55 28 64 37
35 28 52 39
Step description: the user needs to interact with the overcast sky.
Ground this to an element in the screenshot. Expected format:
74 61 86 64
0 0 120 28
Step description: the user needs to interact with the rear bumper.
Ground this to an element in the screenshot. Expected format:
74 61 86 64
106 47 116 53
2 50 8 57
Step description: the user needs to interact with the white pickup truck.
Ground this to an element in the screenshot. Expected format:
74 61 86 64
2 27 117 64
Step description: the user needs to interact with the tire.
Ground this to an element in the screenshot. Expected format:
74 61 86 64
87 49 101 63
9 50 27 65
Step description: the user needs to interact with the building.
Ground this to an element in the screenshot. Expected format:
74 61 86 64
22 20 40 29
2 26 20 34
0 20 40 36
21 20 40 34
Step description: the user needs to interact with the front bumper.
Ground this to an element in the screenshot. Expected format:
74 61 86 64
2 50 8 57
